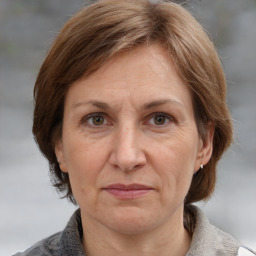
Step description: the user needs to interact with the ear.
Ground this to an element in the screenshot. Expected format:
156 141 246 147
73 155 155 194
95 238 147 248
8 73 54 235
55 139 68 173
194 122 215 172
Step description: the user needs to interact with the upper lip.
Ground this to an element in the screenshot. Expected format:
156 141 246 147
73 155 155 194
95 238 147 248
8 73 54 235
103 183 153 190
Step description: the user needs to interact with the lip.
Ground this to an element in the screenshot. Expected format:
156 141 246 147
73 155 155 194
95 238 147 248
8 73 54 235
103 183 153 199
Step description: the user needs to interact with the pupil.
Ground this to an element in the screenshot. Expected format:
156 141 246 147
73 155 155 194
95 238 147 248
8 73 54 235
93 116 104 125
154 116 165 125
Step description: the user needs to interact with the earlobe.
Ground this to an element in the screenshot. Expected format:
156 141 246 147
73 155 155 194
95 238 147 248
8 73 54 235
55 140 68 173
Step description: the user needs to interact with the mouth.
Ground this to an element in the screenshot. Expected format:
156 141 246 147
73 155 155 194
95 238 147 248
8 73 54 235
102 183 153 200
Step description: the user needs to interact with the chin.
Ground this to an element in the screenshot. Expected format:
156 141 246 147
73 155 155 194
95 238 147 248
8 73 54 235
103 207 162 235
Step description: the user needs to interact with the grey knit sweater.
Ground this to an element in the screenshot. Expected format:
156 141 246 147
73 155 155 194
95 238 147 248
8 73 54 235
13 206 251 256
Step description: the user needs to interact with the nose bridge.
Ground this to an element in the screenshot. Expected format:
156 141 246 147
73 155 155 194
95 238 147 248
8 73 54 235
110 121 146 171
119 123 137 154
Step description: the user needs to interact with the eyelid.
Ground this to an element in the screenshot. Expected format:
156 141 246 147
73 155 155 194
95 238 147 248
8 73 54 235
81 112 109 126
80 112 175 128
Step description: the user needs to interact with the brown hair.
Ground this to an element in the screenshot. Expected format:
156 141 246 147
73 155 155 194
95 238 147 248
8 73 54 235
33 0 233 206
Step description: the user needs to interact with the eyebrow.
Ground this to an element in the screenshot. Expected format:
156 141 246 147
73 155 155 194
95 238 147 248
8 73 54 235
72 98 184 110
73 100 110 110
143 99 184 109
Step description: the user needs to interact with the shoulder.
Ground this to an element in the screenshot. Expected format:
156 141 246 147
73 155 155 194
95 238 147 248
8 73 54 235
238 246 256 256
13 209 85 256
12 232 62 256
187 205 239 255
186 205 256 256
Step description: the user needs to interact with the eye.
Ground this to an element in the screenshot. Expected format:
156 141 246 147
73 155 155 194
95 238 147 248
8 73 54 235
148 113 173 126
90 116 105 126
83 113 108 127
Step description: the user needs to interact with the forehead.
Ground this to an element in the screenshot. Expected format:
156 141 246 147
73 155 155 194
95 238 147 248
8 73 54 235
66 44 192 111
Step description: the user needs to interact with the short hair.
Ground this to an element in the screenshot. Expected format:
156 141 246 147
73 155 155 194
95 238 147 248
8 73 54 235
33 0 233 205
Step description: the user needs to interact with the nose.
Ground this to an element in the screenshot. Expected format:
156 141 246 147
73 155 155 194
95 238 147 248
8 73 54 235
109 125 146 172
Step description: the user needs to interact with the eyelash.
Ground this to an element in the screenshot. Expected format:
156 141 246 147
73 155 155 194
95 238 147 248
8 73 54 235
81 112 174 128
146 112 174 127
81 112 108 127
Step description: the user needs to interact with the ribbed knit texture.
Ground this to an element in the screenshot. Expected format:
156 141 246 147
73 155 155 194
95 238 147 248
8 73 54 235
186 206 240 255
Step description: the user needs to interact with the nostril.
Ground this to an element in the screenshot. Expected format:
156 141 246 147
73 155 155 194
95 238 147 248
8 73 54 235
119 164 142 172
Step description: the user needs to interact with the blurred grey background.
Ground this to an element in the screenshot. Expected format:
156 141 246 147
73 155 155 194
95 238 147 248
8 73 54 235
0 0 255 255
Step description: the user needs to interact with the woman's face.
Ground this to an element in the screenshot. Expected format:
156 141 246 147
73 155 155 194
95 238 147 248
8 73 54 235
56 44 213 235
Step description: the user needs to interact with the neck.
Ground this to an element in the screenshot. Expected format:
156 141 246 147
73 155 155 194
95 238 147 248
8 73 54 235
81 208 192 256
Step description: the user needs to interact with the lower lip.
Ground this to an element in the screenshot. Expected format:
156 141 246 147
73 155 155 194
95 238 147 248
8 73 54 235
104 189 152 199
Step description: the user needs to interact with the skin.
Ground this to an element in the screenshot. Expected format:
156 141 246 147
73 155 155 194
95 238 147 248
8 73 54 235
55 44 213 256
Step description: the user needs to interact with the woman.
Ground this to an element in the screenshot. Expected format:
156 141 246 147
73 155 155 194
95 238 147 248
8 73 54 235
14 0 255 255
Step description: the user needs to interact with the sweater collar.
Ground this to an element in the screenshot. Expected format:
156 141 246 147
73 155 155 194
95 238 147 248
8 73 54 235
60 206 240 256
186 205 240 256
59 209 85 255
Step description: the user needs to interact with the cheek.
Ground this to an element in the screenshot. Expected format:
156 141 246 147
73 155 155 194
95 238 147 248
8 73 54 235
153 133 198 173
62 136 108 194
150 131 198 196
